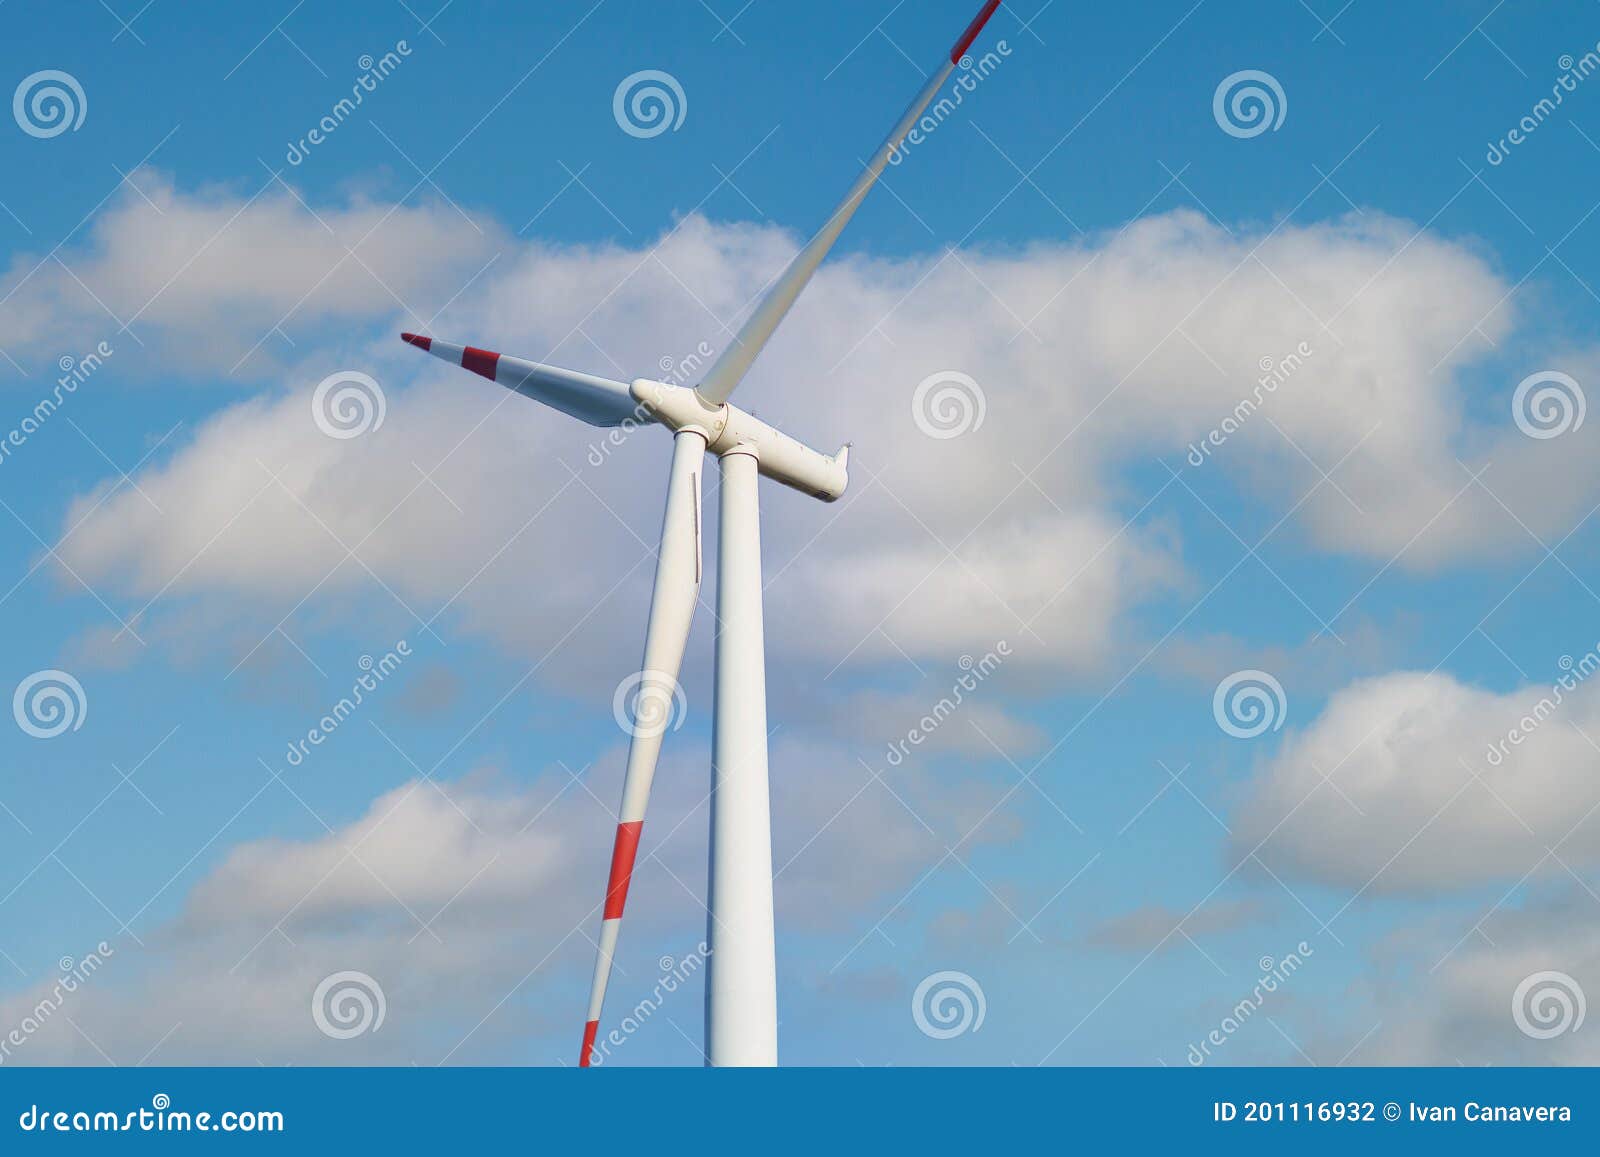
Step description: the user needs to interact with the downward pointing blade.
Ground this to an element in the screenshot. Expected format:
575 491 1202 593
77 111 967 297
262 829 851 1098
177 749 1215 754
580 430 706 1067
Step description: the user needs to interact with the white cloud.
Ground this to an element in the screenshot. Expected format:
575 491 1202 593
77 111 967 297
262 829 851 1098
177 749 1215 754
1156 615 1407 699
0 774 594 1066
1329 889 1600 1065
1234 668 1600 891
13 177 1597 1056
0 170 500 376
46 187 1598 700
0 727 1014 1065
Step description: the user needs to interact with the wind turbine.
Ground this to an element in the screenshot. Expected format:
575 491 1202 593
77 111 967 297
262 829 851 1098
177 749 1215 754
400 0 1006 1066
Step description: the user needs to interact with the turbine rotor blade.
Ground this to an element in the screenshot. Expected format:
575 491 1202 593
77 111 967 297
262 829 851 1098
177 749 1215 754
580 430 706 1066
399 332 643 427
694 0 1003 405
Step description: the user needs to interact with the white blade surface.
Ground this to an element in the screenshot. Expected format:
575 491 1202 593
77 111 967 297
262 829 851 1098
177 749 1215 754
400 332 642 427
580 430 706 1066
694 0 1003 405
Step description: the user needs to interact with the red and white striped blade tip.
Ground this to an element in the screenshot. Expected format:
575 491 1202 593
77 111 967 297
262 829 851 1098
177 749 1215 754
951 0 1002 64
399 332 502 382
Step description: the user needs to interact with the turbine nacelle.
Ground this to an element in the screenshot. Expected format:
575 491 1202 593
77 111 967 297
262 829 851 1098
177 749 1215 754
630 379 849 503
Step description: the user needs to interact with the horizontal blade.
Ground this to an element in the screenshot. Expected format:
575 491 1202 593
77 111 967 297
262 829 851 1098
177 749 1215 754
580 430 706 1067
400 333 643 428
694 0 1003 405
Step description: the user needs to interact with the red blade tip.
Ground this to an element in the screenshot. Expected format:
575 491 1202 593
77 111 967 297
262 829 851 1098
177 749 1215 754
950 0 1002 63
400 332 432 351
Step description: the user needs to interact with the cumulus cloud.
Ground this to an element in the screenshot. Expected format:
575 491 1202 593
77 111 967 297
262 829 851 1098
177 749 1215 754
0 169 500 377
0 774 597 1066
1234 667 1600 892
0 728 1013 1065
15 174 1600 1068
1329 888 1600 1065
41 184 1599 704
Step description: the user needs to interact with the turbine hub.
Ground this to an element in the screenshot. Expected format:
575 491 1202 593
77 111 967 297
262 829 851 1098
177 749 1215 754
630 380 849 502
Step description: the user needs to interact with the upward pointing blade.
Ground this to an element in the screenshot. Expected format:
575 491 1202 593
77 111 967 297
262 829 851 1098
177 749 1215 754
580 430 706 1067
694 0 1003 405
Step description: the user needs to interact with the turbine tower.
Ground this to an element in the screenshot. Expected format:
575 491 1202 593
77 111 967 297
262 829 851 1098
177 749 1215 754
401 0 1005 1066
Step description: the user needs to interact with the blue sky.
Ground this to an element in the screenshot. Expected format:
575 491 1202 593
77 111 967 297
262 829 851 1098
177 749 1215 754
2 0 1600 1067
